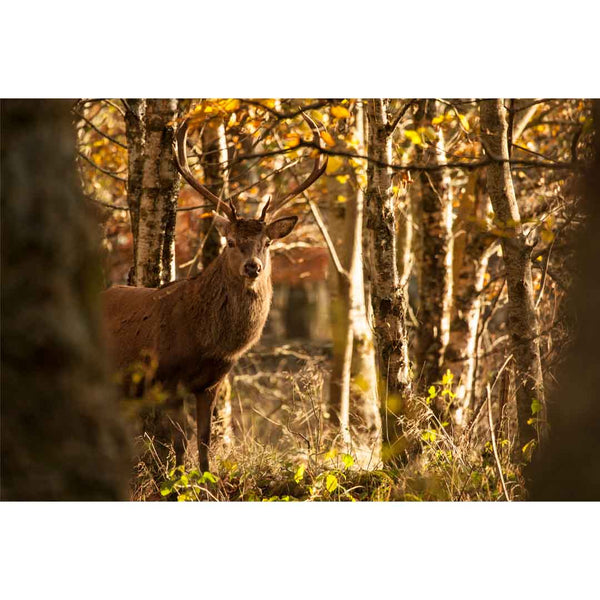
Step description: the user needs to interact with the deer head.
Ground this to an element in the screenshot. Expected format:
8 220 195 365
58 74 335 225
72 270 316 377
174 109 328 284
209 197 297 284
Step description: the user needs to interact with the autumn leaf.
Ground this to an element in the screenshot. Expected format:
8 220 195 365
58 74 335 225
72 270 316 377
294 464 306 483
331 105 351 119
326 155 344 174
321 131 336 147
404 130 423 145
325 474 338 493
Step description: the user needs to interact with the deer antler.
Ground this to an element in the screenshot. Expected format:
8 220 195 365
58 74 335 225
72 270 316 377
268 112 328 217
258 197 271 221
174 118 234 220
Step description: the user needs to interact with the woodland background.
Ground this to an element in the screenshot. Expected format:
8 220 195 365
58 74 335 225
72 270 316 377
2 97 599 502
1 4 599 599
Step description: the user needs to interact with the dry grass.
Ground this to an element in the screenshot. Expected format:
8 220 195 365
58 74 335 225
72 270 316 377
125 342 526 502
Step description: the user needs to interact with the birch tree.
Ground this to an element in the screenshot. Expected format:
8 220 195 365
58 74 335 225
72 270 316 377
125 98 180 287
364 99 412 460
323 105 381 462
480 98 546 457
413 100 454 401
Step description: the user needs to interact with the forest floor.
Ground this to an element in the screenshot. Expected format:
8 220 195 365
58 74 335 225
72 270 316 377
126 343 524 501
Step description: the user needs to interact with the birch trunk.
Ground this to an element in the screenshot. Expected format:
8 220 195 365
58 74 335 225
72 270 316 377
364 99 411 460
198 118 232 448
446 171 493 425
125 98 146 284
414 99 454 399
199 120 227 267
325 105 380 462
480 98 546 457
131 98 179 288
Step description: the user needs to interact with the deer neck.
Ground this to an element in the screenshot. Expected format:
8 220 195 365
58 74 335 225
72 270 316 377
190 252 273 358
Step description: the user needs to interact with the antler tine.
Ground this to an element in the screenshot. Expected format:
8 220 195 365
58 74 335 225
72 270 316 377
268 111 329 216
228 198 238 221
259 196 271 221
174 118 234 220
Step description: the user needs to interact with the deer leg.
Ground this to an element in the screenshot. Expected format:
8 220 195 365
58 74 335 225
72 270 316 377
196 385 219 473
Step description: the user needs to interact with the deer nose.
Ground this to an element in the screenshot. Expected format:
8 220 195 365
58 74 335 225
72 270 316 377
244 259 262 278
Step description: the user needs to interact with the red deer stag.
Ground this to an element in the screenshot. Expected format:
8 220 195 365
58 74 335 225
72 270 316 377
102 113 327 472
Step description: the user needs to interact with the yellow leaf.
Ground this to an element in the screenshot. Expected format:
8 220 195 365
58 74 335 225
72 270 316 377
294 464 305 483
284 132 301 147
337 195 347 203
223 99 240 112
326 156 344 174
442 369 454 385
404 130 423 145
331 105 351 119
325 474 338 493
432 115 444 126
321 131 336 147
336 174 349 184
324 448 338 461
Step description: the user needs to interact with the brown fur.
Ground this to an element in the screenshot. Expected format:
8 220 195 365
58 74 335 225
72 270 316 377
102 215 296 471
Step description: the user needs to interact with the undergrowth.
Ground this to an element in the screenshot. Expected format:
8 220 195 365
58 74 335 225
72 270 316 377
125 353 527 501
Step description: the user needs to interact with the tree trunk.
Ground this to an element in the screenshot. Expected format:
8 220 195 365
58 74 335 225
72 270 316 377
480 98 546 458
364 99 412 461
414 99 454 399
325 105 380 462
124 98 146 284
198 118 233 449
446 171 494 425
127 99 179 288
199 119 227 268
528 100 600 499
1 99 130 500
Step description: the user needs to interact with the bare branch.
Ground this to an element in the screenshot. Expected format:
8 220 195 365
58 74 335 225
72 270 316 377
73 109 127 149
77 151 127 182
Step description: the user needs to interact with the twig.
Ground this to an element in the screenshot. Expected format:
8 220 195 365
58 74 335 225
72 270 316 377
73 109 127 149
486 384 511 501
77 151 127 182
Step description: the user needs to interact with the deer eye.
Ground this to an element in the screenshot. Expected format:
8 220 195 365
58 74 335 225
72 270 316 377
265 240 272 248
227 240 236 248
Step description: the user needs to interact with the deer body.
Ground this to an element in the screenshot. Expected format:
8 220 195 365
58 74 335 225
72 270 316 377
104 250 273 386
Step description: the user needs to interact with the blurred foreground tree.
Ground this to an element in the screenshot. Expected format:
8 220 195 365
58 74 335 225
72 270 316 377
1 99 130 500
528 100 600 499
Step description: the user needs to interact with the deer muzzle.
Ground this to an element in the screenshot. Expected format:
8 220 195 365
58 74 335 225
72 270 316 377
243 258 263 279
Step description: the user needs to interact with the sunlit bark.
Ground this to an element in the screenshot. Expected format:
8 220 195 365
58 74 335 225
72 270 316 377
480 98 546 457
364 99 412 461
414 99 454 400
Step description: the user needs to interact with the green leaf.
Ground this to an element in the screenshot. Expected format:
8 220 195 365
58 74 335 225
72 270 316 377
342 454 354 469
201 471 217 484
531 398 542 416
421 430 437 443
325 474 338 493
159 482 173 496
294 464 306 484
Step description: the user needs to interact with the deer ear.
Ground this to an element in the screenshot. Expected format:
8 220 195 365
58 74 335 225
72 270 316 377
267 216 298 240
212 212 231 235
